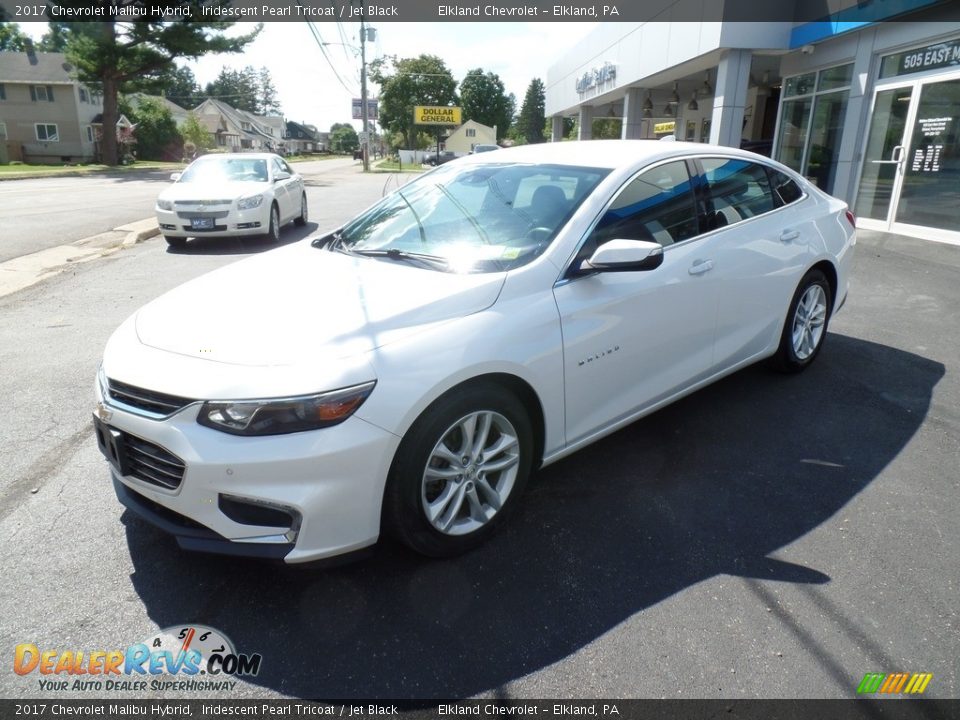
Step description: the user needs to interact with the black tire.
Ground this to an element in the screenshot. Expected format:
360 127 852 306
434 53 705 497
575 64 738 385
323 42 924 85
294 194 308 227
772 268 833 373
164 235 186 249
384 382 534 557
264 204 280 243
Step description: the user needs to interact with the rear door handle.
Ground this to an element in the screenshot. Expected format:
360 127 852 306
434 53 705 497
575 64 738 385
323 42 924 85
780 229 800 242
689 259 714 275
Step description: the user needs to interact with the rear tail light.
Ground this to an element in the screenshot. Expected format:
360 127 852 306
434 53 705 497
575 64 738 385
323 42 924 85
844 209 856 228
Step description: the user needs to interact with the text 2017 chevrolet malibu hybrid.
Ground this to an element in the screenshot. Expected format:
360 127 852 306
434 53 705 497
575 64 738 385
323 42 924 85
95 140 856 563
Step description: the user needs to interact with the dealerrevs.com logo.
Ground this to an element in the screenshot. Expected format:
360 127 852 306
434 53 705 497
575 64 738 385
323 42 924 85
14 625 262 692
857 672 933 695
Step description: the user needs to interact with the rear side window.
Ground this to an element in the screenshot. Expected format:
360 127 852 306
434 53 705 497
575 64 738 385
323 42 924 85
699 158 775 228
767 168 804 207
590 160 698 248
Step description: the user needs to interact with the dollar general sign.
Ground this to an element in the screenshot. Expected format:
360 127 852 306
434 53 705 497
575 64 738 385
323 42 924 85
414 106 462 125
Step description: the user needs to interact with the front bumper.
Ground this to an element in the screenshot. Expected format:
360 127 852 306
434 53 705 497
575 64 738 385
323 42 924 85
156 203 270 238
95 386 401 564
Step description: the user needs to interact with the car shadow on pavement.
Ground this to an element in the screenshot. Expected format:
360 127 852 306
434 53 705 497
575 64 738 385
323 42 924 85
122 333 943 699
163 223 319 256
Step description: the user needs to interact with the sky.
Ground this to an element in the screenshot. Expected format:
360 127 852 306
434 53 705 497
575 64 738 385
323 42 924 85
21 21 599 132
187 22 598 132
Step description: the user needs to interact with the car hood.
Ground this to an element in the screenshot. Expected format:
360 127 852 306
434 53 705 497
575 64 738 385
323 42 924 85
160 180 270 202
134 242 506 367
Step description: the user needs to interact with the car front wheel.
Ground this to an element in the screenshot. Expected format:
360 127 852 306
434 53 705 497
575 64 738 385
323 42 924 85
385 383 534 557
264 204 280 243
773 268 832 373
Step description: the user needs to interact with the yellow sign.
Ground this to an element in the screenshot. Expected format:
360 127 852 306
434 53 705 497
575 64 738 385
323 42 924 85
653 121 676 134
414 105 462 125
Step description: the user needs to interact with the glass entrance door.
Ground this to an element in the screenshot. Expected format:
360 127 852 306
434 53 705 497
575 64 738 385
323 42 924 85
891 78 960 239
856 72 960 243
855 87 912 224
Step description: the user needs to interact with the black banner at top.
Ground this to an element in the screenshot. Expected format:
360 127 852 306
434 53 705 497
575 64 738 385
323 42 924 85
1 0 958 23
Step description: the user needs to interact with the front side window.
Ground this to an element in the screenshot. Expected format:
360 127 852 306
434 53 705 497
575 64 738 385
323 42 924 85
699 158 775 226
335 162 608 273
35 123 59 142
589 160 698 249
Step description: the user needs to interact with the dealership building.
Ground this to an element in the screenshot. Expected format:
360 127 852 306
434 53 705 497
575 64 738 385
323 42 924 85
546 1 960 244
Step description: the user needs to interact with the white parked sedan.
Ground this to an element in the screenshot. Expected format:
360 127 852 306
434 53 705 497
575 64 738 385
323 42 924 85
155 153 307 248
96 140 855 563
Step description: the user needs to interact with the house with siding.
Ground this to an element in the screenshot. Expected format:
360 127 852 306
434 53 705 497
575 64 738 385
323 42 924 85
192 98 281 153
285 120 324 154
0 49 106 164
443 120 498 155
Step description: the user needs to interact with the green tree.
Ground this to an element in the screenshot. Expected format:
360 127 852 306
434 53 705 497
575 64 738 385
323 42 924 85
0 21 29 51
459 69 514 142
370 54 458 150
257 66 281 115
52 3 260 165
204 66 259 112
122 96 181 161
513 78 546 145
158 65 202 109
38 22 70 52
591 118 622 139
329 123 359 154
181 112 213 153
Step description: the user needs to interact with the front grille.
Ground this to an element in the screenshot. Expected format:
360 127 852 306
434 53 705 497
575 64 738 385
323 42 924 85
108 379 194 417
124 433 186 490
174 200 232 207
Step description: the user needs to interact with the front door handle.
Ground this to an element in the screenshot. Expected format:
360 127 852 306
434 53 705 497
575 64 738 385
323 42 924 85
780 229 800 242
689 259 714 275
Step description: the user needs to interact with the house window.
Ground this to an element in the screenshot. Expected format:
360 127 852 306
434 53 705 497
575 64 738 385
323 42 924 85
0 84 5 100
86 126 94 142
79 87 88 103
466 128 476 137
241 122 251 131
0 122 7 140
31 85 54 102
35 123 59 142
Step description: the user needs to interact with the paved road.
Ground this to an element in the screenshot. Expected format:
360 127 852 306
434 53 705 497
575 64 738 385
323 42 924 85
0 224 956 701
0 157 362 263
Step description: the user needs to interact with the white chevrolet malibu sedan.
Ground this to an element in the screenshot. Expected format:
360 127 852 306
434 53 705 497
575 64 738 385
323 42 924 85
96 140 856 563
155 153 307 248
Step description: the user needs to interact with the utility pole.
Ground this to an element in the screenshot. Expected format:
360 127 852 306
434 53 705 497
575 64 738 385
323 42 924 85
360 20 370 172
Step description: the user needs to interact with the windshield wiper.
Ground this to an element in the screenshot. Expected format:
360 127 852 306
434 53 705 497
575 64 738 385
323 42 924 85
350 248 450 271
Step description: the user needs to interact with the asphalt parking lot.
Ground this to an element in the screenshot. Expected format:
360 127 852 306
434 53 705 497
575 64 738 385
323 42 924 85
0 214 957 701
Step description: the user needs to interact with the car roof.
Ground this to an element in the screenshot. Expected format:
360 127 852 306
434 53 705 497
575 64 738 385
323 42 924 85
459 140 768 170
195 153 280 161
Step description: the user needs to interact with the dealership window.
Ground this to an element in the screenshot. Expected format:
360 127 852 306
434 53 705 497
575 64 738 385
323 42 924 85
35 123 59 142
775 63 852 194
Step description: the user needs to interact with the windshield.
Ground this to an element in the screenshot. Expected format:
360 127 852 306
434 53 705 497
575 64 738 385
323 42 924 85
179 157 270 184
335 162 608 273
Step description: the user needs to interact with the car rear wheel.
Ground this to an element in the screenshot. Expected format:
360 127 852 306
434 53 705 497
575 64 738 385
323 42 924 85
772 268 832 373
385 383 534 557
294 194 308 226
164 236 186 249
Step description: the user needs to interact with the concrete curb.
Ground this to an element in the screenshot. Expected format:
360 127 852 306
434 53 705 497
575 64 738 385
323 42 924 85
0 217 158 299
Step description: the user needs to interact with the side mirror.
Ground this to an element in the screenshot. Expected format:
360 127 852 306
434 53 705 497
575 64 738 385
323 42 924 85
583 239 664 273
169 172 181 182
274 171 291 181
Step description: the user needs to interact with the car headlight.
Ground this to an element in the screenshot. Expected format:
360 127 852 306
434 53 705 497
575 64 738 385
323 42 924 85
156 198 174 211
197 381 376 436
237 194 264 210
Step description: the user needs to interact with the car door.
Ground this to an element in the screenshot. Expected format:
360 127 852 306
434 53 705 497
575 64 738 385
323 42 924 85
553 159 722 446
693 158 815 369
271 157 296 221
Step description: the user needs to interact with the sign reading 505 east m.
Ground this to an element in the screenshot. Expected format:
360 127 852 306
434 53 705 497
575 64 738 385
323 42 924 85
414 106 462 125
